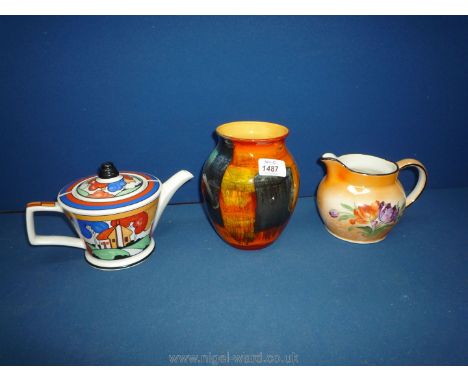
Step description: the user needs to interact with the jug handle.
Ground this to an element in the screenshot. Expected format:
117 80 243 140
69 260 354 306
396 158 427 207
26 201 86 249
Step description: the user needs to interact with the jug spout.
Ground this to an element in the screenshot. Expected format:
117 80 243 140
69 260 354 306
322 152 338 160
153 170 194 231
321 153 345 179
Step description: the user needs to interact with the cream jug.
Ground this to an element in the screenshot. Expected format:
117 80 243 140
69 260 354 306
317 153 427 243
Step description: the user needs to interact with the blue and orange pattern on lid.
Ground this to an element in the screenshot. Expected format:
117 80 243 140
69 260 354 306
58 162 160 211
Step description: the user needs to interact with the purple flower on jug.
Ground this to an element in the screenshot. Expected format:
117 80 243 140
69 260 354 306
378 202 399 224
329 209 339 218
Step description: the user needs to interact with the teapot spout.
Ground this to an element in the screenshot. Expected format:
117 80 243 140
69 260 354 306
153 170 194 231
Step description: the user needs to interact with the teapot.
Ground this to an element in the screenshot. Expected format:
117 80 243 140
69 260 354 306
26 162 193 269
317 153 427 243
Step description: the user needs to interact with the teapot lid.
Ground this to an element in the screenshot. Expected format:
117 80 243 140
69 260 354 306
58 162 161 213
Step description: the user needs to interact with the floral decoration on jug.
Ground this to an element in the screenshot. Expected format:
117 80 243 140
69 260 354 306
328 200 405 238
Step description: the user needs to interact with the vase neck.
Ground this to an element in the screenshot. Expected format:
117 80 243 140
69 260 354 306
218 138 288 166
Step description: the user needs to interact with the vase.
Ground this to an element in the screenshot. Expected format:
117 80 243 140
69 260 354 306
202 121 300 249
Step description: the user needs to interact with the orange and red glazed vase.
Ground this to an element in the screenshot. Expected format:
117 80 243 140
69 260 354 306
201 121 300 249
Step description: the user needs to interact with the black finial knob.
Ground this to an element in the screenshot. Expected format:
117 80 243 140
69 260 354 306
98 162 119 179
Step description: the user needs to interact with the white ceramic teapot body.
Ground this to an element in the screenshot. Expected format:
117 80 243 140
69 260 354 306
26 162 193 269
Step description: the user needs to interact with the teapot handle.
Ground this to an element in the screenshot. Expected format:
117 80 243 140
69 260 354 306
26 202 86 249
396 158 427 208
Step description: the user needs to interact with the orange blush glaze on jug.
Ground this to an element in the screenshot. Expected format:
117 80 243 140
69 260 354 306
317 153 427 244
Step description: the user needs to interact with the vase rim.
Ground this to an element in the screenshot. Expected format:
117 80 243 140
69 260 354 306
216 121 289 141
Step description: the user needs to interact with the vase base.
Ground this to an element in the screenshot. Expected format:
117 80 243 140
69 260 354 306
227 242 274 250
